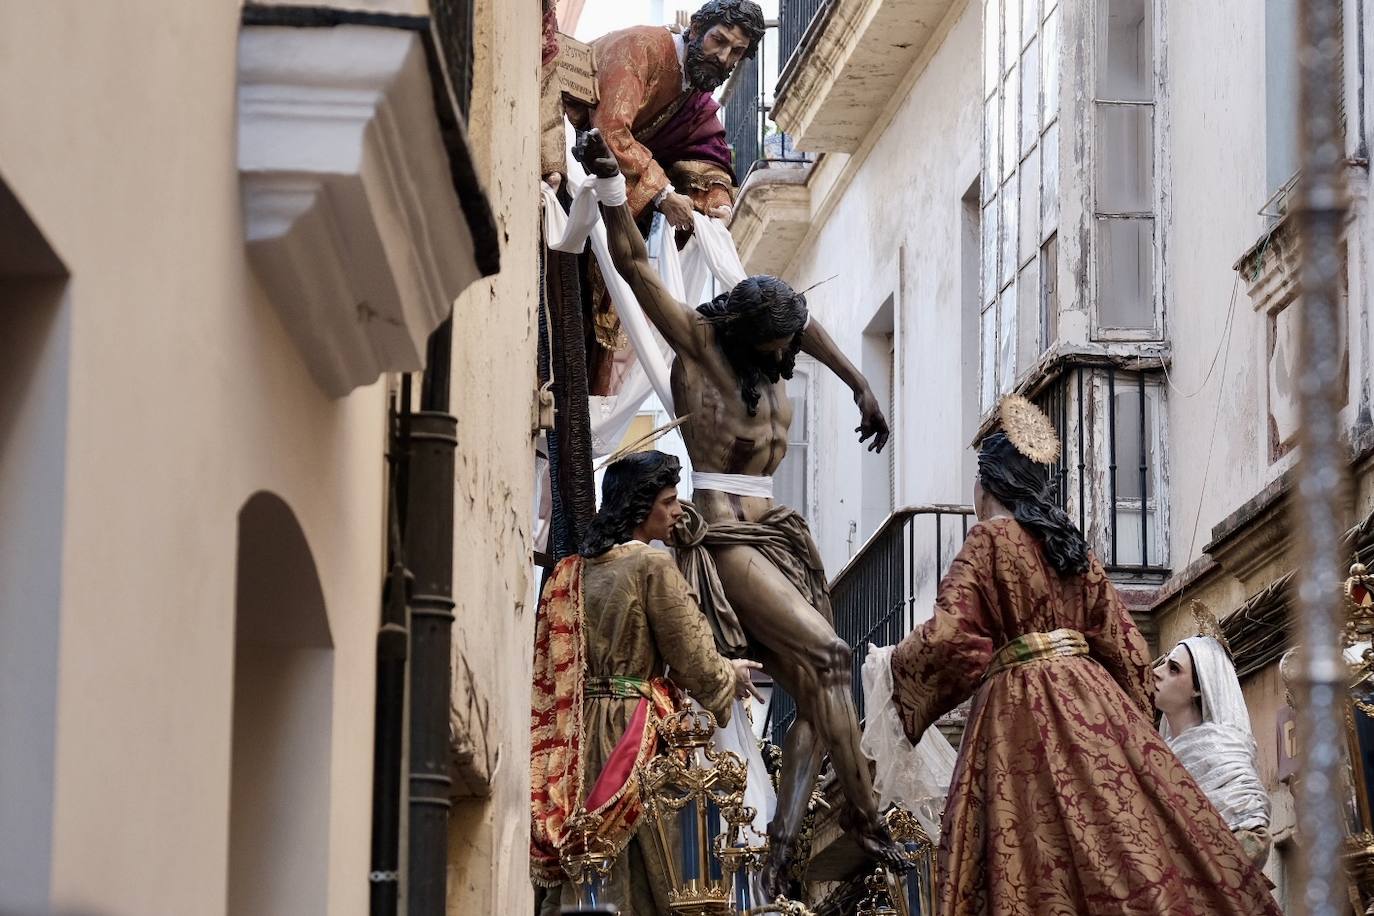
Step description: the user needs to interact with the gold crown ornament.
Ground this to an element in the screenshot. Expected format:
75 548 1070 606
999 395 1060 465
1189 599 1234 658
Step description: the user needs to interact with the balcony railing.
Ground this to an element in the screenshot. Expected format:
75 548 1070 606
724 50 763 178
768 505 975 745
430 0 474 117
1033 364 1168 573
778 0 830 81
721 23 813 182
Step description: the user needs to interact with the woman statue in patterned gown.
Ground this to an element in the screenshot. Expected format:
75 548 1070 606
1154 614 1272 867
886 397 1279 915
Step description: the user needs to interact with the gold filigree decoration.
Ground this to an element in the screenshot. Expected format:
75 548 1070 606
855 869 901 916
1189 599 1234 658
999 394 1060 464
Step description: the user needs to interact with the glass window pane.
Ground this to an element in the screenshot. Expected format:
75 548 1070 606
1021 39 1039 156
984 0 1002 99
1004 0 1021 71
1040 235 1059 349
788 374 808 438
1265 0 1301 193
982 198 999 305
1002 69 1019 182
1041 4 1060 127
1097 217 1155 329
983 98 1000 203
1017 260 1040 375
1098 0 1153 101
774 375 809 510
774 443 807 510
1111 383 1151 501
1095 104 1153 213
998 284 1018 393
1020 147 1039 265
1000 185 1018 289
980 304 998 410
1023 0 1040 46
1041 121 1059 238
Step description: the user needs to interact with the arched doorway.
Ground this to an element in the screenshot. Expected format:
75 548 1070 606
227 492 333 916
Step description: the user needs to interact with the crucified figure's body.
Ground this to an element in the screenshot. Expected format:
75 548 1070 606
574 129 903 892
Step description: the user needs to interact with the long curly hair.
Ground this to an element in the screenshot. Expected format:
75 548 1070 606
977 432 1090 575
580 451 681 558
697 275 808 416
689 0 766 57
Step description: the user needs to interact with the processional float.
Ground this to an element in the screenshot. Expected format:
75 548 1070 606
557 706 934 915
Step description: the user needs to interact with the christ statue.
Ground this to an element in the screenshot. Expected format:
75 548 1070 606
572 129 904 894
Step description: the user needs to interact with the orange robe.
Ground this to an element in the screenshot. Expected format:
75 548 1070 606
891 517 1280 916
582 25 734 217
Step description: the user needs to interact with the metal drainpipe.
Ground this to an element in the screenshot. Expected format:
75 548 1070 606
1293 1 1352 914
407 317 458 916
371 376 413 916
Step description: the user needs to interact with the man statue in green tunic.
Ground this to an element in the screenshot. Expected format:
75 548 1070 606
531 451 762 915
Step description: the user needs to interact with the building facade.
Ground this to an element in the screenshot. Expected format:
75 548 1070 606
729 0 1374 908
0 1 541 914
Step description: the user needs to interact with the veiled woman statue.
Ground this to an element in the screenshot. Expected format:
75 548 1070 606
876 396 1279 915
1154 606 1272 867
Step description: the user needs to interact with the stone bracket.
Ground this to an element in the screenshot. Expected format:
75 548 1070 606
238 23 484 398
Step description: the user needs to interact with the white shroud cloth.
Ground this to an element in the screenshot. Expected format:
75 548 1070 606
860 644 957 840
691 472 774 499
1161 636 1270 833
540 172 746 455
544 173 772 834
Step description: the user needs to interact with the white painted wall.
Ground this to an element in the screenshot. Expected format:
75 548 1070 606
779 2 982 572
0 280 69 911
0 2 540 915
785 0 1373 583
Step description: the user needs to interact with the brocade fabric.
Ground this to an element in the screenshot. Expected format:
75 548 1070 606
891 517 1281 915
548 542 736 915
586 26 734 216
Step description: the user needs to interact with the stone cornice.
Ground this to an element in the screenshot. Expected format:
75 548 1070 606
772 0 962 152
237 22 490 397
728 164 813 276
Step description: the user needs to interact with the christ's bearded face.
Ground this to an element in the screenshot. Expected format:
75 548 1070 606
685 22 753 90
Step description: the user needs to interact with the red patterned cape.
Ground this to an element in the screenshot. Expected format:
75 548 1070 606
529 555 677 886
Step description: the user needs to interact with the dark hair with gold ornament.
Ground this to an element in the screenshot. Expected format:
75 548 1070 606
999 394 1060 464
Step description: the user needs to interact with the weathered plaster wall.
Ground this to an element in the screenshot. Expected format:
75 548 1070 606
1157 0 1271 572
444 0 541 913
0 1 388 913
780 0 980 573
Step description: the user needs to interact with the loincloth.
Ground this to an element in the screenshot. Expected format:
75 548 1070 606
673 501 833 658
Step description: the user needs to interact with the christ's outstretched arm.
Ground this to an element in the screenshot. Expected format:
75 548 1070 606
800 320 891 452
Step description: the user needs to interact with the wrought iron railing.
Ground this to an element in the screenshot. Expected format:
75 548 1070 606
778 0 830 81
1033 364 1168 572
724 51 762 178
721 23 813 182
430 0 474 117
768 506 975 744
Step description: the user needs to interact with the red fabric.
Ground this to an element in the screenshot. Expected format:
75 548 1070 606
528 557 679 886
585 697 650 810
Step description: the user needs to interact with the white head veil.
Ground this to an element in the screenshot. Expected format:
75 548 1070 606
1160 636 1255 740
1161 635 1270 832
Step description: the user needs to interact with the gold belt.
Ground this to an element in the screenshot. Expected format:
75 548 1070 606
585 675 651 699
984 628 1088 679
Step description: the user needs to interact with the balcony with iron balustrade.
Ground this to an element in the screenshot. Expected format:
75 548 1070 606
720 17 815 276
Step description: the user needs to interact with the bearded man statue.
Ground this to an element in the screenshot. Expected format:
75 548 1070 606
569 0 765 232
